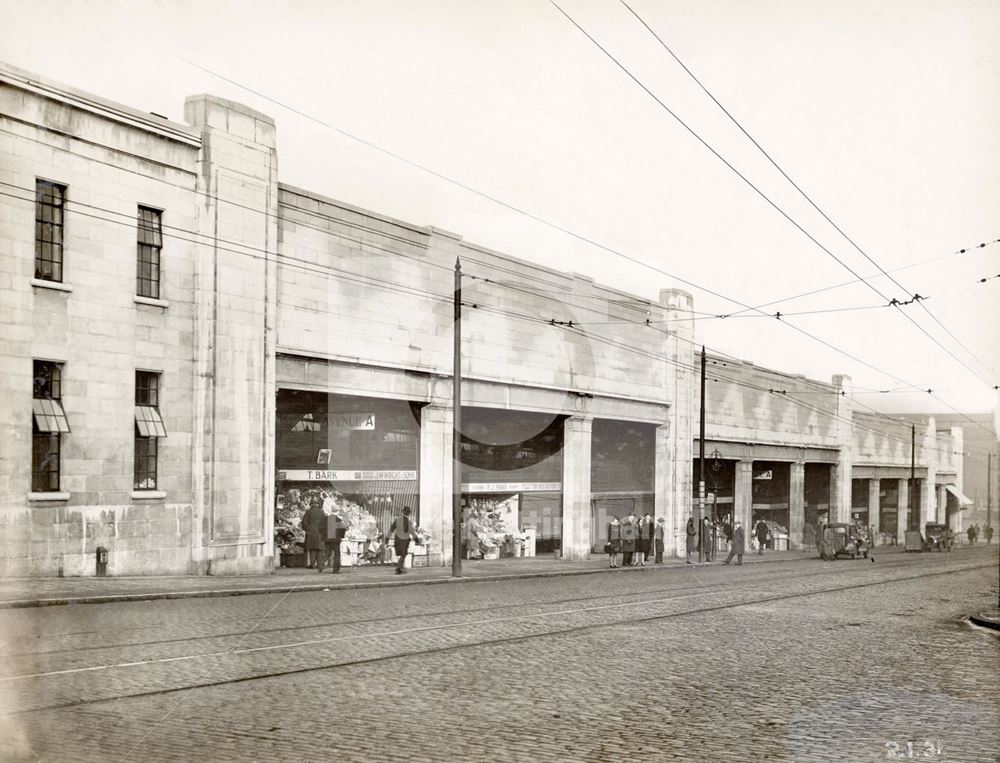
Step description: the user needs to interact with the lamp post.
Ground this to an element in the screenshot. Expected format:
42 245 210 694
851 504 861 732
452 257 463 577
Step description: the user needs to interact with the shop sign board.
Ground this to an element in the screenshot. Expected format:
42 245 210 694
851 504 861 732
279 469 417 481
754 470 773 480
462 482 561 493
329 413 375 430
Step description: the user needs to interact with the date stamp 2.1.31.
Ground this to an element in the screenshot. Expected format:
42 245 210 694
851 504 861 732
884 740 944 759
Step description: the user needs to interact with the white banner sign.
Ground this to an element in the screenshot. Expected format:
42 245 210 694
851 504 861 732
461 482 561 493
754 470 773 480
279 469 416 482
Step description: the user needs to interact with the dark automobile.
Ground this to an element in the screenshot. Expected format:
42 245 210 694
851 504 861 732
923 523 953 552
819 523 870 560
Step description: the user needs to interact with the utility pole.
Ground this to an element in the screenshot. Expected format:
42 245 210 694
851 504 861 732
698 346 706 563
452 257 463 578
910 424 916 531
987 452 992 541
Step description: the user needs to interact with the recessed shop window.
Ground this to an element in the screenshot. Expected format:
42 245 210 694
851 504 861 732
134 371 166 490
31 360 70 492
136 206 162 299
35 180 66 282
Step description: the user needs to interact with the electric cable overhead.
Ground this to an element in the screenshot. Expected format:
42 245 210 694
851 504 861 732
617 0 1000 385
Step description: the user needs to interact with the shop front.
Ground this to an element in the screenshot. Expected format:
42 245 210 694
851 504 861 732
459 407 565 559
851 478 870 527
804 463 832 542
879 479 900 542
274 390 424 567
689 453 736 553
591 419 656 551
751 461 790 550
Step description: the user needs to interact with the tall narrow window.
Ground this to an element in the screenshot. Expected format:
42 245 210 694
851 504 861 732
32 360 70 492
136 206 162 299
35 180 66 282
134 371 166 490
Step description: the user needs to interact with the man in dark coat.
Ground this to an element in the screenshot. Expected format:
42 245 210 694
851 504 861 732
725 520 745 565
390 506 419 574
301 497 327 570
685 517 697 564
620 511 638 566
754 519 769 555
321 508 347 573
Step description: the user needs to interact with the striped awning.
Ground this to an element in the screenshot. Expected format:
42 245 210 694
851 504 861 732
135 406 167 437
32 398 70 433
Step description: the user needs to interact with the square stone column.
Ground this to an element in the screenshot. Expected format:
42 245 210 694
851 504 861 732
897 479 910 543
653 422 676 557
937 485 947 525
789 461 805 550
921 417 937 526
419 404 454 566
735 460 753 535
831 374 854 524
868 478 881 531
561 416 593 560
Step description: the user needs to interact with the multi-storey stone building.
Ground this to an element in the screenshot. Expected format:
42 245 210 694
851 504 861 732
0 63 970 576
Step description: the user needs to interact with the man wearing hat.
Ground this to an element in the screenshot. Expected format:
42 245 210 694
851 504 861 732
654 517 666 564
724 520 745 566
389 505 420 575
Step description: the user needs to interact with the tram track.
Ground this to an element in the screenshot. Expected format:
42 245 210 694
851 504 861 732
1 560 991 718
0 551 951 659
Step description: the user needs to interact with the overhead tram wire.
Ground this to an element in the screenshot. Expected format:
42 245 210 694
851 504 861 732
9 76 992 433
618 0 1000 386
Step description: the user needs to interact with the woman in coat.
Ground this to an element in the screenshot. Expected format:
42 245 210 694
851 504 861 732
620 512 637 566
606 516 622 568
301 497 327 569
685 517 698 564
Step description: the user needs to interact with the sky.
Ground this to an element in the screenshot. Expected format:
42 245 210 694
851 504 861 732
2 0 998 423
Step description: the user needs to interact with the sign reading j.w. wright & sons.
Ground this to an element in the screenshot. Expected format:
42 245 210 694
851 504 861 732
279 469 417 481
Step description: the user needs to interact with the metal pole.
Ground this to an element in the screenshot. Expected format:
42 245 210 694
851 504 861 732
987 452 991 540
698 346 706 562
452 257 463 577
910 424 916 531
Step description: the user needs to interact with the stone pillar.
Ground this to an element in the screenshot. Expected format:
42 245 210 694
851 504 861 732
660 289 695 558
419 404 454 566
897 478 909 544
868 478 880 532
653 422 674 556
831 374 853 524
561 416 593 560
921 417 937 526
951 426 966 535
735 460 753 536
937 485 947 525
185 95 279 575
789 461 805 550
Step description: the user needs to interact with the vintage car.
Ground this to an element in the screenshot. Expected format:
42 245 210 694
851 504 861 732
819 523 870 560
923 523 953 552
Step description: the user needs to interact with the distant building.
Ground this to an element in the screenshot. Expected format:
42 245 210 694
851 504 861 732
0 62 972 576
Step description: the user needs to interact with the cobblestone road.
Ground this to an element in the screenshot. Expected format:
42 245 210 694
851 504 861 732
0 547 996 762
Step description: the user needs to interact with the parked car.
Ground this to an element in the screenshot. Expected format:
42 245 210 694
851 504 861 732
819 523 870 560
923 523 953 552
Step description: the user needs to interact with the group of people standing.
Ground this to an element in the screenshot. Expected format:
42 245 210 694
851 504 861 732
301 498 422 575
685 515 751 565
606 511 666 568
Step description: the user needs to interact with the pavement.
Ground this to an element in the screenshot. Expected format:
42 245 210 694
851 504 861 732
0 546 907 608
0 547 996 762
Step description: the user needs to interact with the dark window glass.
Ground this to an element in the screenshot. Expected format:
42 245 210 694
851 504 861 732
31 360 64 492
136 207 162 299
35 180 66 282
134 371 162 490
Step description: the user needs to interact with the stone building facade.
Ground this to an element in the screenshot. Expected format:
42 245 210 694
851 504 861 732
0 63 968 576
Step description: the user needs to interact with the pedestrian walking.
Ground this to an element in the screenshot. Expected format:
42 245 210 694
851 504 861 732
754 519 769 555
606 516 622 568
301 497 327 570
638 512 655 566
654 517 666 564
986 525 994 544
389 506 420 574
620 511 637 566
725 520 745 565
685 516 697 564
702 517 715 562
321 508 347 573
967 525 976 545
